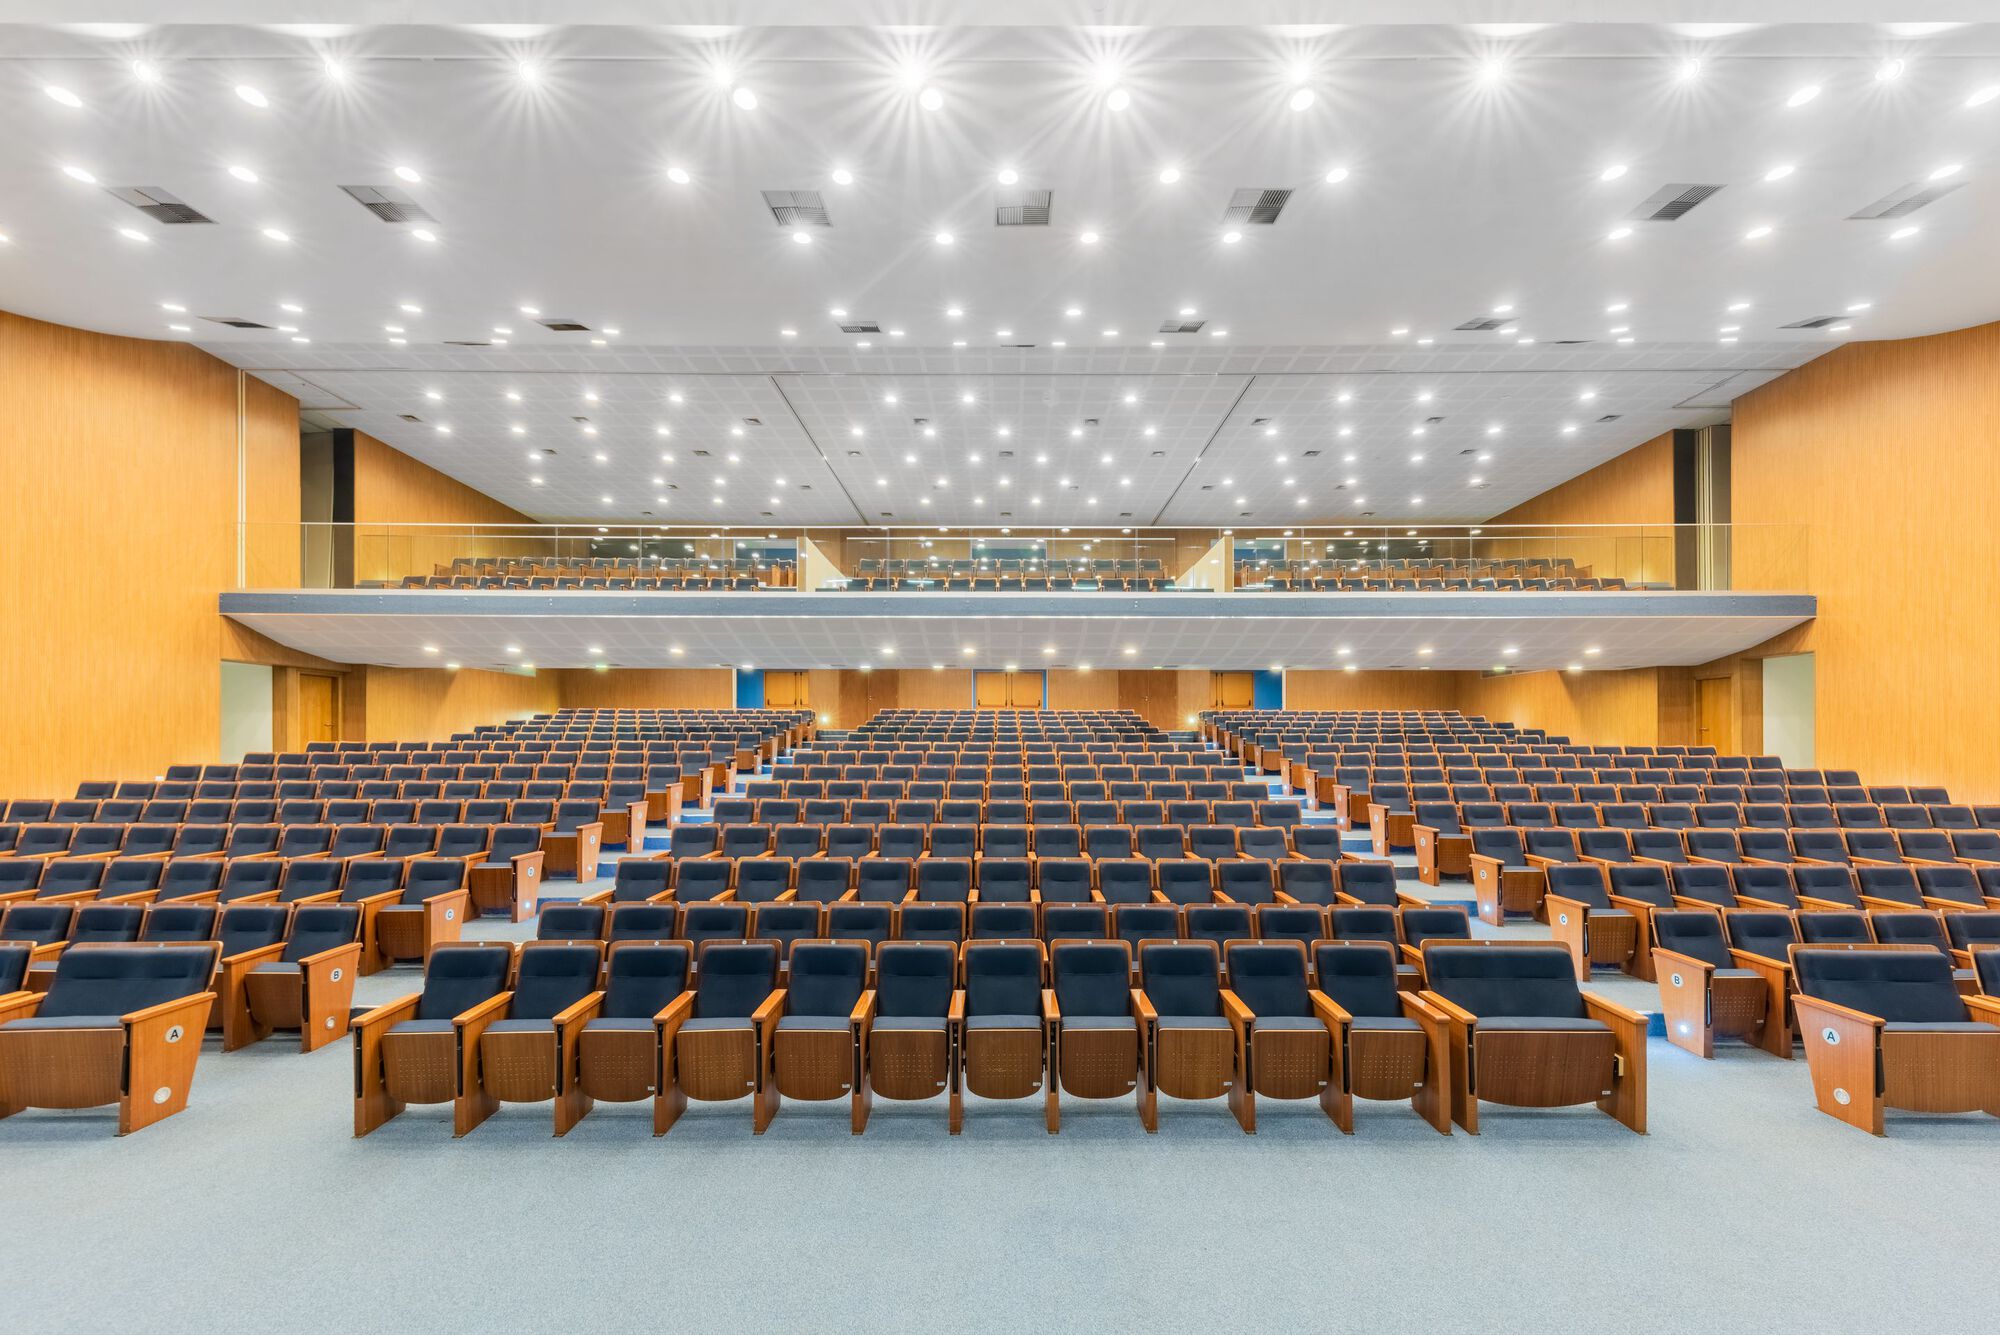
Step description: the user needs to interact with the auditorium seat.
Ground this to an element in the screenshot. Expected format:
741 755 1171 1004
353 942 514 1136
1134 941 1243 1132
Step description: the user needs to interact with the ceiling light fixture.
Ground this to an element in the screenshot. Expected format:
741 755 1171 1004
235 84 269 108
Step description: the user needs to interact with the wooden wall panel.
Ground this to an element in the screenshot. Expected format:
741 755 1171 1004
1116 670 1210 732
1046 669 1120 711
1283 670 1464 712
1458 668 1678 746
357 667 557 741
1734 321 2000 798
1484 432 1678 585
551 668 733 711
350 430 536 583
0 310 299 797
243 375 303 589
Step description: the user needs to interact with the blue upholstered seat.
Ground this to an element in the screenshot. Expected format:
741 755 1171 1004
1793 948 1969 1024
1423 945 1590 1019
29 944 217 1025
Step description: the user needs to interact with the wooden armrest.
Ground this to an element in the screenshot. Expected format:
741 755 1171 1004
947 989 966 1024
1041 988 1060 1023
0 991 46 1024
550 990 605 1028
1130 989 1156 1024
1961 995 2000 1026
1397 991 1446 1025
752 988 787 1028
1309 988 1352 1026
1582 991 1648 1027
1218 989 1254 1026
452 991 515 1030
579 889 611 907
654 991 695 1034
1398 943 1424 967
1652 947 1718 978
353 993 420 1032
1419 989 1478 1026
1789 993 1885 1030
356 888 404 908
297 941 363 971
220 941 287 971
850 989 876 1026
122 990 218 1028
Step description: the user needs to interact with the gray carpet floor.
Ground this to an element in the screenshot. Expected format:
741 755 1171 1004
8 780 1997 1333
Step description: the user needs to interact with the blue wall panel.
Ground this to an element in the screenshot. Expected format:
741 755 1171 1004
1253 669 1285 710
734 668 765 709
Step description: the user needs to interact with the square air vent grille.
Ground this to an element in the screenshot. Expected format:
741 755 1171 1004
1455 316 1511 332
995 189 1053 226
1222 189 1291 224
762 190 831 227
537 319 591 332
201 315 271 329
1158 317 1205 333
1626 183 1724 221
106 186 214 225
839 322 882 335
338 185 436 224
1848 180 1965 220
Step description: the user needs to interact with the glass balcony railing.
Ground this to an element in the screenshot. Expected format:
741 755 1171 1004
237 522 1807 594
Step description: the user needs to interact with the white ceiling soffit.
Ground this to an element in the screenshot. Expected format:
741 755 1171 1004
3 18 1996 525
219 589 1815 673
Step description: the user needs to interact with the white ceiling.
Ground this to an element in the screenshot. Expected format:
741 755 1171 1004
2 19 1996 523
220 589 1815 671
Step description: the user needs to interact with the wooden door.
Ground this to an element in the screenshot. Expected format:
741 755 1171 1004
764 670 809 709
1695 676 1730 752
975 670 1044 709
1209 671 1254 709
298 673 339 745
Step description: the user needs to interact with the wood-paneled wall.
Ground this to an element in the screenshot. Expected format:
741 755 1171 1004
1459 667 1691 746
356 666 558 741
1734 321 2000 799
0 309 299 797
1284 670 1463 713
350 429 536 583
1485 432 1677 585
551 668 734 711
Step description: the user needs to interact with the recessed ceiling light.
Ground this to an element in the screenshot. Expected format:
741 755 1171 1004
1720 336 1738 344
1744 225 1773 240
1829 323 1853 333
665 166 691 185
61 165 96 184
518 305 538 316
227 164 259 183
1079 230 1100 244
791 229 812 244
1877 58 1907 82
1967 84 2000 108
1288 87 1316 111
235 84 269 108
411 228 438 243
1764 163 1796 182
393 166 422 184
934 232 954 246
1479 58 1506 84
1579 389 1597 401
1786 84 1822 108
258 227 288 242
1417 337 1434 345
118 227 149 242
831 167 854 185
1143 426 1157 436
1720 325 1741 333
1599 164 1627 182
919 87 944 111
280 302 303 314
167 323 190 332
1607 226 1633 240
1728 301 1751 312
1678 58 1704 82
1928 163 1963 182
131 61 162 85
731 86 758 110
1102 328 1119 337
1222 230 1242 244
1561 424 1577 434
1891 225 1920 240
1846 301 1872 312
1158 166 1182 184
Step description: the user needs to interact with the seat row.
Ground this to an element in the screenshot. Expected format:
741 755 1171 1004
350 937 1644 1138
667 818 1333 864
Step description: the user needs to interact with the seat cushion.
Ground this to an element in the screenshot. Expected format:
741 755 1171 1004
248 961 303 975
387 1018 457 1035
1882 1021 1998 1034
965 1013 1041 1031
583 1017 657 1033
1252 1015 1327 1033
1474 1016 1611 1033
678 1016 751 1034
1060 1014 1136 1031
777 1014 851 1032
872 1015 947 1032
1 1015 123 1031
483 1018 556 1035
1713 967 1763 982
1155 1014 1230 1030
1348 1015 1421 1033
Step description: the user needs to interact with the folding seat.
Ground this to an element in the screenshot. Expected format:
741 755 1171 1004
115 824 178 860
1930 806 1978 831
10 857 104 904
65 824 127 859
463 825 545 922
1184 904 1253 958
216 904 365 1053
1288 825 1343 864
591 859 671 906
1792 864 1862 910
1121 800 1166 827
767 825 823 863
1115 904 1180 958
1150 858 1213 907
1270 859 1335 906
151 860 226 905
1031 824 1083 861
1915 864 1992 910
1044 941 1144 1125
823 824 875 861
1854 865 1926 911
718 823 773 860
1669 863 1737 910
1791 948 2000 1135
729 859 792 905
1895 830 1956 864
912 858 974 904
1209 858 1278 908
1334 860 1406 909
1465 827 1543 926
1134 825 1188 862
826 902 892 951
0 943 220 1134
1649 805 1697 831
1132 942 1244 1132
1954 830 2000 863
1685 829 1743 863
1729 863 1800 910
1042 905 1109 944
1842 829 1904 865
852 942 957 1127
981 825 1032 861
803 799 848 826
1186 825 1240 863
669 858 733 905
853 858 915 904
1417 943 1646 1133
1083 824 1134 862
1536 864 1640 980
793 859 855 905
1799 911 1873 944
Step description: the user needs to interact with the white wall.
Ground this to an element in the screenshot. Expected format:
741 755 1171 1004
1761 652 1816 768
219 661 274 762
